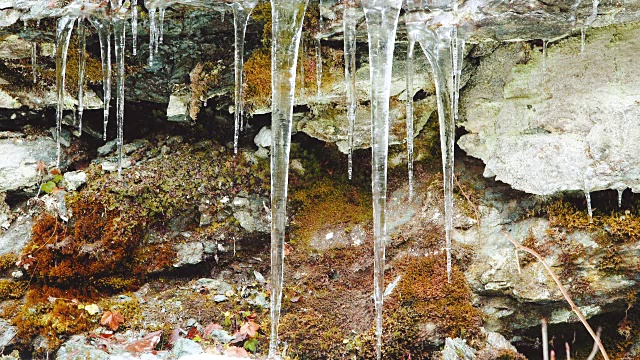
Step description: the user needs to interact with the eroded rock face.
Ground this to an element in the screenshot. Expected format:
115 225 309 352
459 23 640 195
0 136 57 192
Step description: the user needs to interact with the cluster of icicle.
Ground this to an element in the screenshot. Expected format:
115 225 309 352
48 0 255 178
46 0 616 358
268 0 470 358
44 0 469 358
52 0 129 177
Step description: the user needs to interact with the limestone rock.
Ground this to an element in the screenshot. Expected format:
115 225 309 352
0 136 58 192
62 170 87 191
0 319 17 349
231 194 269 233
173 242 204 267
56 335 110 360
459 24 640 195
169 338 203 358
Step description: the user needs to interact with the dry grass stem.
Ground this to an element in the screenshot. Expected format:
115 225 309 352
502 231 610 360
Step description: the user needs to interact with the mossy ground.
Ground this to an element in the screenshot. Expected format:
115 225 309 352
10 136 270 354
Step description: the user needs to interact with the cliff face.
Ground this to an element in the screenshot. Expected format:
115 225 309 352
0 1 639 359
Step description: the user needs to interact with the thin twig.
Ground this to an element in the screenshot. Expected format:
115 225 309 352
586 327 602 360
502 231 610 360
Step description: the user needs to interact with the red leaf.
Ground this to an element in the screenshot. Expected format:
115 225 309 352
185 326 201 340
100 310 125 331
124 330 162 354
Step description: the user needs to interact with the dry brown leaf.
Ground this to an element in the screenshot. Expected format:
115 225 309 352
100 310 125 331
224 346 250 357
124 330 162 354
239 319 259 339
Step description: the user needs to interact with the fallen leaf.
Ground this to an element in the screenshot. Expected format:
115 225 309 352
124 330 162 354
239 319 259 339
185 326 201 340
224 346 250 357
101 310 125 331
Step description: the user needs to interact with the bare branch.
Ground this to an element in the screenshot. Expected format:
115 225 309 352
502 231 610 360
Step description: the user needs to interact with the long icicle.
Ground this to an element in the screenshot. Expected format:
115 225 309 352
406 37 415 199
132 0 138 55
231 0 259 155
411 16 455 282
158 7 166 44
55 16 76 168
113 7 127 178
31 42 37 84
91 17 112 140
77 17 87 134
148 6 157 67
268 0 308 358
362 0 402 358
315 36 322 101
343 0 358 180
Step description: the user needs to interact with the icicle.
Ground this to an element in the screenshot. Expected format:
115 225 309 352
581 27 585 54
318 0 324 32
617 188 624 208
31 42 37 84
585 191 593 223
132 0 138 55
158 7 166 44
114 16 126 178
231 0 259 155
406 38 415 199
268 1 308 358
586 0 599 26
221 10 225 23
91 17 112 140
413 28 455 283
315 36 322 101
77 17 87 134
148 6 157 66
343 0 357 181
23 19 27 31
362 0 402 358
542 39 548 74
298 40 306 96
55 16 76 168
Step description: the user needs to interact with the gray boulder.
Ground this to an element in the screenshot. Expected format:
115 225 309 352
0 137 58 192
459 23 640 195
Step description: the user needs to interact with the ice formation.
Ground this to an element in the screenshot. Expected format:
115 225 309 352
268 0 308 357
230 0 258 154
362 0 402 358
76 17 87 133
55 16 76 167
343 0 358 181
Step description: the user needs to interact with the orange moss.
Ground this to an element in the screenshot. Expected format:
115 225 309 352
13 285 97 353
243 48 272 108
24 196 143 287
